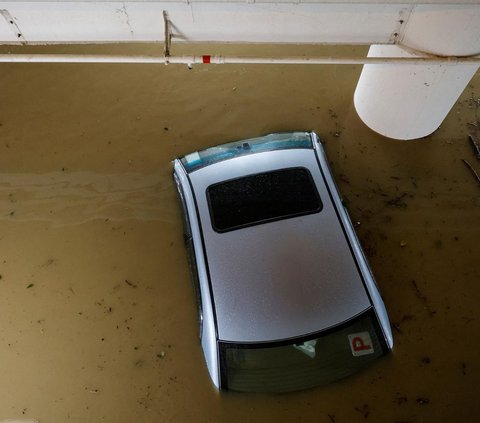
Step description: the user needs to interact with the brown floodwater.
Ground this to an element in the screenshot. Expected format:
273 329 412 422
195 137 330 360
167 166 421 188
0 43 479 423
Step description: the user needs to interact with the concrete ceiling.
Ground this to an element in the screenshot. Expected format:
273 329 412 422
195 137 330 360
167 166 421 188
1 1 479 45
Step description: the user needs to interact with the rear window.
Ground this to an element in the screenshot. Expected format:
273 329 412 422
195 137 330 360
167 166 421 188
220 310 387 392
207 167 322 233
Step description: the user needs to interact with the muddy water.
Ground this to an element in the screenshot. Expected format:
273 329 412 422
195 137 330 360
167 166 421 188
0 43 479 422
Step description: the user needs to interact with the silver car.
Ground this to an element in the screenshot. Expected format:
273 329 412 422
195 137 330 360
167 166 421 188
173 132 393 392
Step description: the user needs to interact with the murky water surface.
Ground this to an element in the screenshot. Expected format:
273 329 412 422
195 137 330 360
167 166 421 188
0 44 479 422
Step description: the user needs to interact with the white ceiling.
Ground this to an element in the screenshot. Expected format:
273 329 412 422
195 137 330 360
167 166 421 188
0 2 479 45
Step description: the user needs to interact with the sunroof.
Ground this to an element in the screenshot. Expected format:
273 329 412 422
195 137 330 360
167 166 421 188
207 167 322 233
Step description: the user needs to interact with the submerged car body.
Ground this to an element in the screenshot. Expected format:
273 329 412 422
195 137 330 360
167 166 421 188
173 132 393 392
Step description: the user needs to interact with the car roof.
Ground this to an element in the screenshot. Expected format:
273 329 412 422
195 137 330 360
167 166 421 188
188 148 372 343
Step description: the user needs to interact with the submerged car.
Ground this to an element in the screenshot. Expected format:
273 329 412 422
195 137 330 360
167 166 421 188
173 132 393 393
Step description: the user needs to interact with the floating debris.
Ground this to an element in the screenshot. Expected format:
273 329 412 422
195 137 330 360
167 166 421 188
392 314 413 333
327 414 336 423
461 159 480 186
411 281 426 301
386 193 408 208
393 394 408 405
469 95 480 108
328 109 338 119
420 356 431 365
468 134 480 159
124 279 138 288
354 404 370 419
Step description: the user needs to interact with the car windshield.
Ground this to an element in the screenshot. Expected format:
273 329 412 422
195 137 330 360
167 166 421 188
180 132 313 172
207 167 322 232
219 309 387 392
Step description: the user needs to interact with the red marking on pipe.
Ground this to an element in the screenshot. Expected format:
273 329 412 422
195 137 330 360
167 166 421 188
202 55 211 64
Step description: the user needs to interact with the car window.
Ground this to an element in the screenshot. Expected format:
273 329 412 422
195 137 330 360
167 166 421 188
180 132 313 172
206 167 322 233
219 309 386 392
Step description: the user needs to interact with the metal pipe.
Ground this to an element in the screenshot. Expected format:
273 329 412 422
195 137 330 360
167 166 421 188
1 54 480 65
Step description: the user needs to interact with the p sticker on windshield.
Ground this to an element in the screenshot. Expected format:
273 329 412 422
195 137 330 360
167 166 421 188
348 332 374 356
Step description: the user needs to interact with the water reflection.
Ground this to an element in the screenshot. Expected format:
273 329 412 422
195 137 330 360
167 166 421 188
1 172 175 225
